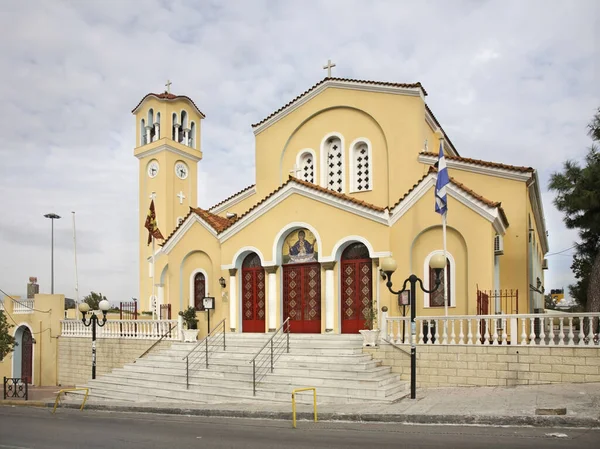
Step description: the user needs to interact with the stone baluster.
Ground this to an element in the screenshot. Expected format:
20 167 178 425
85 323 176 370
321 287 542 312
441 320 448 345
547 317 555 346
467 319 473 345
418 320 424 345
538 317 546 346
501 318 508 345
483 318 490 345
380 307 388 342
577 315 585 346
567 317 575 346
558 318 565 346
586 317 594 344
426 320 433 345
529 317 536 346
492 318 499 345
450 320 456 345
458 320 465 345
475 318 482 345
434 319 441 345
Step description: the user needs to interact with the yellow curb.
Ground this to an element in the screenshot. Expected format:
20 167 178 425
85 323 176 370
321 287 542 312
0 400 47 407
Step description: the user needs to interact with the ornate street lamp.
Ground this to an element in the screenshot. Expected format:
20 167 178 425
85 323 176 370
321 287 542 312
380 254 446 399
78 299 110 379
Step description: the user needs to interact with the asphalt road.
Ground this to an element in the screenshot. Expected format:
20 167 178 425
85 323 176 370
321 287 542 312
0 406 598 449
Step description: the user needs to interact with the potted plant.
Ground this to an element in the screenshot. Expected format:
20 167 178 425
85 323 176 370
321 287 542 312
359 306 380 347
179 306 199 342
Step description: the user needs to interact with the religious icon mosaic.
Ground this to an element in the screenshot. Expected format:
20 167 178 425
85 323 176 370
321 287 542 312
282 228 318 264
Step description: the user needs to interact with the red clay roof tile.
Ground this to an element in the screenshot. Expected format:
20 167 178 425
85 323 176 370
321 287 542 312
131 92 205 117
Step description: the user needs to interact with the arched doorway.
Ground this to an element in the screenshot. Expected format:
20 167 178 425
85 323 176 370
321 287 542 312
341 242 373 334
13 326 33 383
282 228 321 333
242 253 266 332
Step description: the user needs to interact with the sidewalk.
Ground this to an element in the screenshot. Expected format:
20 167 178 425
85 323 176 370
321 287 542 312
3 383 599 428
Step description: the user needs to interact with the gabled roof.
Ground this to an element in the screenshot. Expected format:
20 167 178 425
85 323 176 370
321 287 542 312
390 168 509 232
251 77 427 129
208 184 256 212
420 152 534 174
161 176 388 249
131 92 206 117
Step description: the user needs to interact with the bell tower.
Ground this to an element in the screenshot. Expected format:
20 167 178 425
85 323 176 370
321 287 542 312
132 83 205 314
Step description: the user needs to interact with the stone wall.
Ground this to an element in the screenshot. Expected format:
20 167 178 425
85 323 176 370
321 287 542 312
58 338 173 386
364 344 600 387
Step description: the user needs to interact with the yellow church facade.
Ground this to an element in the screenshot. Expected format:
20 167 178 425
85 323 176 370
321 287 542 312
133 77 548 336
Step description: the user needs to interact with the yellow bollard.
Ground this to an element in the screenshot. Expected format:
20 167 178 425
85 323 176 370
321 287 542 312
291 387 317 429
52 388 89 414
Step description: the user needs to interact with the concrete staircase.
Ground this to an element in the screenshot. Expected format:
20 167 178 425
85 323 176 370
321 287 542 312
78 333 408 405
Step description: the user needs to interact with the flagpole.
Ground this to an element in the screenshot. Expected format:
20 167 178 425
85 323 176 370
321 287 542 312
443 213 448 317
152 235 156 320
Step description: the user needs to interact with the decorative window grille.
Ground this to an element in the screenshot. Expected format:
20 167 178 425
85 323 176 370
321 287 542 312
326 137 343 193
299 151 315 183
194 272 206 311
353 142 371 191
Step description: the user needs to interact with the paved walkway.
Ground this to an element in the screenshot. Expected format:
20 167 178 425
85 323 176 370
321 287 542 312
3 383 599 428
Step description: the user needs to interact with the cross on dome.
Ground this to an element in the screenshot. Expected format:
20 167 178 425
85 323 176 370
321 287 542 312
165 79 172 93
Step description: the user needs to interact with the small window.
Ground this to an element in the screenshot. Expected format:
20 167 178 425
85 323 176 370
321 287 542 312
298 151 315 183
428 257 451 307
140 119 147 145
351 141 371 191
194 272 206 311
326 137 344 193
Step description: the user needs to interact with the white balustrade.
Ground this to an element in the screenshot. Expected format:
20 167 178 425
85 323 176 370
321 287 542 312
12 299 35 314
385 312 600 347
61 319 180 340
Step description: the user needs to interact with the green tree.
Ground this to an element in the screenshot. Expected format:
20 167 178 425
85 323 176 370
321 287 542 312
83 291 108 310
549 107 600 311
0 310 17 361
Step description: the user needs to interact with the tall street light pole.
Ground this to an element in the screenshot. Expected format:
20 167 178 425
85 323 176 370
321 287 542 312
78 300 110 379
380 255 446 399
44 213 61 294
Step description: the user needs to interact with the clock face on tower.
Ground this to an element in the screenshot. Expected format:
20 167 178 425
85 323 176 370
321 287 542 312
175 162 188 180
147 160 159 178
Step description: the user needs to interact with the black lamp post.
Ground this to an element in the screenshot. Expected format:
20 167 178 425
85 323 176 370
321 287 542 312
380 255 446 399
43 213 61 294
78 299 110 379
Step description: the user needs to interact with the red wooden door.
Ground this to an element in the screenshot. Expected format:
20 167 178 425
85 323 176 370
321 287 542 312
242 254 266 333
283 263 321 333
341 243 373 334
21 328 33 384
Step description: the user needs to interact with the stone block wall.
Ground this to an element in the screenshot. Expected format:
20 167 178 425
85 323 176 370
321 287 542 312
364 344 600 387
58 338 173 387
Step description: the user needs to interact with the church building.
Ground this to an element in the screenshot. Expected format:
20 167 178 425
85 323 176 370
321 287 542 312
132 73 548 336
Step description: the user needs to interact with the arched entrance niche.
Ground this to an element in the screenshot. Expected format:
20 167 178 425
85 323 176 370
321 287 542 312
13 325 33 384
241 252 266 333
340 242 373 333
281 228 321 333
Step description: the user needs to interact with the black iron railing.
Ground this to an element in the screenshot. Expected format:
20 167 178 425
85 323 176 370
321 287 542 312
136 323 178 361
3 377 28 400
249 317 290 396
182 318 226 389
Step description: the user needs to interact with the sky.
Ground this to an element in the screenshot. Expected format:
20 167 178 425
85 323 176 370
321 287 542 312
0 0 598 305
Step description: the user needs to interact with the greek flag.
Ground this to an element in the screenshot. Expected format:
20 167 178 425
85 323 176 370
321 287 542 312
435 142 449 216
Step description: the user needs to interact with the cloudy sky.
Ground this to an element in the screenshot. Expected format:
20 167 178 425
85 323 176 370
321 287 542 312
0 0 597 305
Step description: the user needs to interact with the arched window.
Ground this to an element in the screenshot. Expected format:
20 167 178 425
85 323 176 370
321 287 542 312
154 112 161 141
189 122 196 148
172 112 178 141
297 150 315 183
140 119 147 146
325 136 344 193
350 140 372 192
179 110 188 144
148 109 156 142
193 272 206 310
423 251 454 307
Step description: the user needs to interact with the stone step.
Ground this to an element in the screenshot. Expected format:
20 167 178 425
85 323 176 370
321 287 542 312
109 367 400 390
82 375 404 403
121 363 393 380
146 352 374 364
172 345 364 355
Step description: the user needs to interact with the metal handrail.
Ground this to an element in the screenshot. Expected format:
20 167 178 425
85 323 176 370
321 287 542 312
250 317 290 396
136 323 178 360
183 318 226 389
